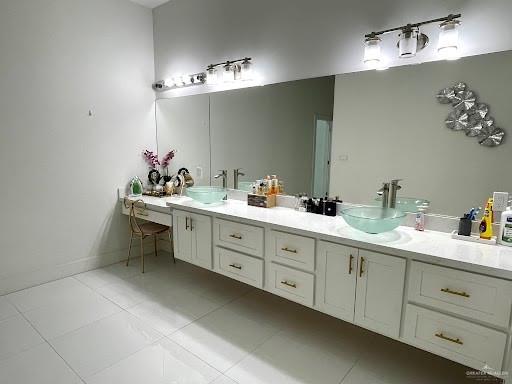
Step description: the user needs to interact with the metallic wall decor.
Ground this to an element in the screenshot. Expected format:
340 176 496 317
436 83 505 147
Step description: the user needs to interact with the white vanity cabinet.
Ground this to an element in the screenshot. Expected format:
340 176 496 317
316 242 406 338
354 250 406 338
173 210 212 269
161 199 512 381
316 242 357 322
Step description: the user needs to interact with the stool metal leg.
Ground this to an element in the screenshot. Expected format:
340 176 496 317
126 232 134 267
140 236 145 273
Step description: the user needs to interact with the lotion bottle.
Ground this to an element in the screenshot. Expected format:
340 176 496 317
500 208 512 246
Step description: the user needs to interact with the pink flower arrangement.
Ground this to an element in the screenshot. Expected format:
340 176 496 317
143 150 160 169
161 150 176 168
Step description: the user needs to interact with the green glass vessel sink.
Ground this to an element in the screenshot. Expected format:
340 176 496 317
341 207 406 234
374 197 430 213
186 186 227 204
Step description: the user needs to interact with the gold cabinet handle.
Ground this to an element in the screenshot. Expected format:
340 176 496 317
435 332 463 345
281 247 297 254
185 217 190 231
229 263 242 270
229 234 243 240
349 254 354 275
440 288 470 298
189 218 193 231
359 257 365 277
281 280 297 288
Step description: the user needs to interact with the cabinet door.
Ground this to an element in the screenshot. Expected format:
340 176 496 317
191 213 212 269
316 242 357 322
355 250 406 339
173 211 193 263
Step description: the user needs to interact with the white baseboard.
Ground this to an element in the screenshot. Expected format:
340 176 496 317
0 248 127 296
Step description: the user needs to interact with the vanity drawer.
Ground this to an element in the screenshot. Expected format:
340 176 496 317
215 219 264 257
270 231 315 272
215 247 263 288
122 203 172 226
404 304 507 371
268 263 314 306
409 262 512 327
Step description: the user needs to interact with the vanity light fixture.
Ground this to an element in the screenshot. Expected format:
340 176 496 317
206 57 253 84
153 57 254 91
153 73 206 91
363 36 382 68
206 65 218 85
364 13 461 68
438 19 461 60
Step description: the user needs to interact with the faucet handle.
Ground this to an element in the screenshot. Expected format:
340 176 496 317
391 179 403 185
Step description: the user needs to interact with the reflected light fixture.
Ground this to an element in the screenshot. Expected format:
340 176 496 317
363 13 461 69
438 19 461 60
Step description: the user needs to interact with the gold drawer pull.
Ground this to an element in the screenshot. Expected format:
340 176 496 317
435 332 463 345
281 247 297 254
229 263 242 270
281 280 297 288
440 288 470 298
359 257 365 278
349 254 354 275
229 234 243 240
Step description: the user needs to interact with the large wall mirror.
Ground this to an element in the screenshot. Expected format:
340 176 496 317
156 50 512 217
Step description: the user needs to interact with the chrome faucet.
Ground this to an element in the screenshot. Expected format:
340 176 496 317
233 168 245 190
214 170 228 188
389 179 402 209
377 182 390 208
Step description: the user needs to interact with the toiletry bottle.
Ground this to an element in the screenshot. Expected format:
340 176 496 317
500 209 512 246
479 198 494 240
415 211 425 231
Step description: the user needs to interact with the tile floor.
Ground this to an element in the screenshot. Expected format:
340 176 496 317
0 255 498 383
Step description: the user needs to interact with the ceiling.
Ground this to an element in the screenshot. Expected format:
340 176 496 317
130 0 170 8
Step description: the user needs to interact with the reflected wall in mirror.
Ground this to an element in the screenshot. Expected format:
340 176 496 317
210 77 335 195
329 50 512 217
156 94 210 184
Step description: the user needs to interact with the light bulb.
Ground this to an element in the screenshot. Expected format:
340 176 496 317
438 19 460 60
163 79 173 88
223 63 235 83
363 36 381 69
206 67 218 85
172 76 183 87
398 27 419 58
181 75 193 85
241 59 253 81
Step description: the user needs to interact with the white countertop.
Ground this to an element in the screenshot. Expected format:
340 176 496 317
122 195 512 279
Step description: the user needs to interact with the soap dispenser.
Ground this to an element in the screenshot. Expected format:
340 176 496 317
479 198 494 240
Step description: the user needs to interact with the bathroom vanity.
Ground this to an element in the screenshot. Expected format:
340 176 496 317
122 194 512 380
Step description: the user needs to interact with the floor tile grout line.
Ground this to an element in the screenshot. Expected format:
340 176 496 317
15 308 87 384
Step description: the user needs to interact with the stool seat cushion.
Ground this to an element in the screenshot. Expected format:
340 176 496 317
139 222 170 235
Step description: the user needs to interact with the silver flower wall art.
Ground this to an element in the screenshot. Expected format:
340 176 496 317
436 82 505 147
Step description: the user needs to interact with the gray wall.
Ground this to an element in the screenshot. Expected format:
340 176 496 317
210 77 335 194
0 0 156 294
330 50 512 216
153 0 512 97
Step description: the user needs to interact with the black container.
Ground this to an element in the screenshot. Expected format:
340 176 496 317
324 200 337 216
458 217 473 236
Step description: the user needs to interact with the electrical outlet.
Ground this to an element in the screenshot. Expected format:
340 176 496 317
196 166 203 180
493 191 509 211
